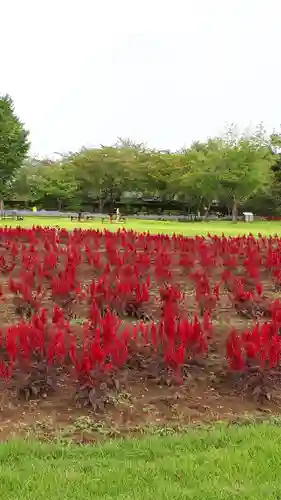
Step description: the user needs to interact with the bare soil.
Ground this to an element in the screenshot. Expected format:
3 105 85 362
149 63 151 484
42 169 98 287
0 360 279 443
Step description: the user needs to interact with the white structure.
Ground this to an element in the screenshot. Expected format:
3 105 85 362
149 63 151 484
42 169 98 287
243 212 254 222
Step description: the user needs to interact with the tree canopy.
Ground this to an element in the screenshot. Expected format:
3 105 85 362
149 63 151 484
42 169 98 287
0 95 29 196
8 123 280 218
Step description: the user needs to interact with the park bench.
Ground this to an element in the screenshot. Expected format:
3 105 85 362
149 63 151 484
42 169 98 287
0 213 24 221
101 215 127 224
70 214 96 222
70 215 87 222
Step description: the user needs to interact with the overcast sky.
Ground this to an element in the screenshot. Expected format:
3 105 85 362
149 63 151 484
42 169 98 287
1 0 279 156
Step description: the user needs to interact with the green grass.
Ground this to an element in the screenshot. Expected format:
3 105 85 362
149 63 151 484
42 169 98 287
1 424 281 499
1 216 281 236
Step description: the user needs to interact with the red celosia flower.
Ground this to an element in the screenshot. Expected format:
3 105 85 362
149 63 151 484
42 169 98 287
226 330 245 371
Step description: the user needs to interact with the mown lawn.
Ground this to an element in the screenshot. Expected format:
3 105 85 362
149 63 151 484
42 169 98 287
1 216 281 236
1 424 281 499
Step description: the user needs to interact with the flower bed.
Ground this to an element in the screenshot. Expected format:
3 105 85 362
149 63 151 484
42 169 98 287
0 226 281 430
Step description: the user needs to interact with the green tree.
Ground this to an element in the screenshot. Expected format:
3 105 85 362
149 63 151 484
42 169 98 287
0 95 29 197
11 159 80 210
174 140 225 216
11 160 38 205
70 146 132 212
114 138 149 196
220 127 274 220
36 163 80 210
136 149 177 200
268 132 281 212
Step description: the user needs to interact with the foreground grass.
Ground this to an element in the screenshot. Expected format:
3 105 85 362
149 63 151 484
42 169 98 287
1 424 281 499
1 216 281 236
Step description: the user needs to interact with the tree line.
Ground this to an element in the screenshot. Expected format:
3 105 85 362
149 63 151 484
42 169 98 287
2 94 281 220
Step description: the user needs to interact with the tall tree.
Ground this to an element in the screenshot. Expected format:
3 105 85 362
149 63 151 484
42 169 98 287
174 139 225 216
70 146 132 212
35 163 80 210
11 159 80 210
0 95 29 197
11 160 38 205
269 132 281 209
137 150 177 200
220 127 274 220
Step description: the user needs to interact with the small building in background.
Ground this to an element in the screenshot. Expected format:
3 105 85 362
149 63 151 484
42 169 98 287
243 212 254 222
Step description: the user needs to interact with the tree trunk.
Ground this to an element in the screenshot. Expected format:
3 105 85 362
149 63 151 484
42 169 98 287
99 198 104 213
232 198 238 222
203 202 212 220
0 199 4 219
57 199 62 211
196 197 204 218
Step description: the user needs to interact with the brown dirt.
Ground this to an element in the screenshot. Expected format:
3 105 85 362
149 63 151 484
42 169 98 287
0 361 280 443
